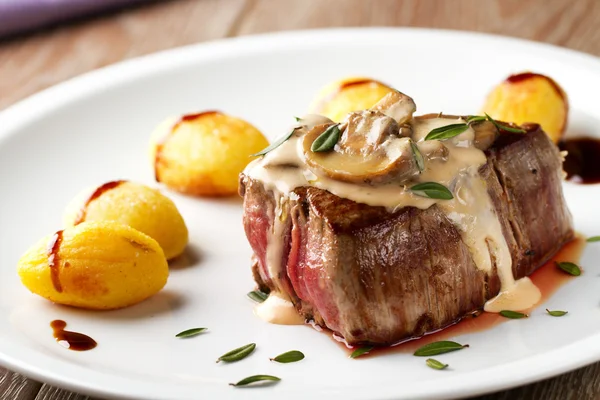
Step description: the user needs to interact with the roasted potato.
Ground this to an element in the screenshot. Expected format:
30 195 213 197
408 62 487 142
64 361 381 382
482 72 568 143
309 77 395 122
150 111 269 196
63 180 188 260
17 221 168 310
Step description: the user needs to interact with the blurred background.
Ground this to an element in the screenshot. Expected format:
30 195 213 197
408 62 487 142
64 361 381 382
0 1 599 399
1 0 599 111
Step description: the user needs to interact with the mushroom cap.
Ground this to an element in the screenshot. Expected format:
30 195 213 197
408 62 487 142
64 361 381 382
371 90 417 125
302 118 421 185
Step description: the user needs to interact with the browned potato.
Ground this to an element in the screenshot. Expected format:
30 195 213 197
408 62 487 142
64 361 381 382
482 72 568 143
309 77 395 122
63 181 188 260
149 111 269 196
17 221 168 310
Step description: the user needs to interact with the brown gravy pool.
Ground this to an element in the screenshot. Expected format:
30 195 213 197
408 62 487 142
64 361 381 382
559 137 600 184
334 235 586 357
50 320 97 351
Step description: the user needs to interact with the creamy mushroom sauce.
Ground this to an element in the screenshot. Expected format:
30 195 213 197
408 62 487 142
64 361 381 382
254 291 305 325
245 113 541 323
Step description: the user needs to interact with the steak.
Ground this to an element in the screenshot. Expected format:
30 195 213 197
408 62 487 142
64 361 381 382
240 123 574 346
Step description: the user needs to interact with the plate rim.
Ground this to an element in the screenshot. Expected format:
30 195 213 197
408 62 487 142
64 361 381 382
1 27 600 400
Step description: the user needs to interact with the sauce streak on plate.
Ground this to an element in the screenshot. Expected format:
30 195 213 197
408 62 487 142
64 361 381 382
51 320 97 351
73 180 125 225
46 231 64 293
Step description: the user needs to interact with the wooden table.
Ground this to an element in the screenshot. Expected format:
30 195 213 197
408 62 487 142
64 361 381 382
1 0 599 399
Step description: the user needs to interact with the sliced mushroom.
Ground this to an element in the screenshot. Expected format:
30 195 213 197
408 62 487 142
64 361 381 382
302 118 421 185
300 90 423 185
417 140 449 161
296 114 334 130
471 120 499 151
398 124 413 138
339 111 399 156
371 91 417 125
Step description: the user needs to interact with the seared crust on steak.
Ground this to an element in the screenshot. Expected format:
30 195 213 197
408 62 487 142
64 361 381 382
241 124 573 345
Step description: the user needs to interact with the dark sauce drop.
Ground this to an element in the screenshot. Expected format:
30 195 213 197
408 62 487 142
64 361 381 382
338 78 384 91
558 137 600 184
506 72 540 83
173 111 219 130
47 230 64 292
328 235 586 358
312 79 389 117
73 180 126 225
50 320 97 351
154 110 220 182
505 72 564 97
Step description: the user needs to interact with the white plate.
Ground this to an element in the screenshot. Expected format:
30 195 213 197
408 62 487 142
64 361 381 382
1 28 600 400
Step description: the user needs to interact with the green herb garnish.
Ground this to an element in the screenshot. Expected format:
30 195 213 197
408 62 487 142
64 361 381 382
484 113 526 133
410 182 453 200
413 341 468 357
499 310 528 319
410 140 425 172
175 328 207 338
546 309 568 317
217 343 256 363
466 115 487 123
426 358 449 370
229 375 281 387
426 114 525 143
270 350 305 363
251 117 299 156
556 261 582 276
587 236 600 242
247 290 268 303
311 124 341 152
424 123 469 141
350 346 374 359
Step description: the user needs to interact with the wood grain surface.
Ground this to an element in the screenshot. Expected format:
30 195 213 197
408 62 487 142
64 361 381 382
1 0 599 399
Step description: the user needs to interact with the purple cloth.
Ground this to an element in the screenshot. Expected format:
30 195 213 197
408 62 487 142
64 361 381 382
0 0 149 38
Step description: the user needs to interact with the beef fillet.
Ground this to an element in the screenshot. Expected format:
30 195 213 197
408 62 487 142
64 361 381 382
240 124 573 346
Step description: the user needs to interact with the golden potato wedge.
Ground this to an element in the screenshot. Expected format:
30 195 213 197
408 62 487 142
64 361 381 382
17 221 168 310
309 77 395 122
63 181 188 260
150 111 269 196
482 72 568 143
